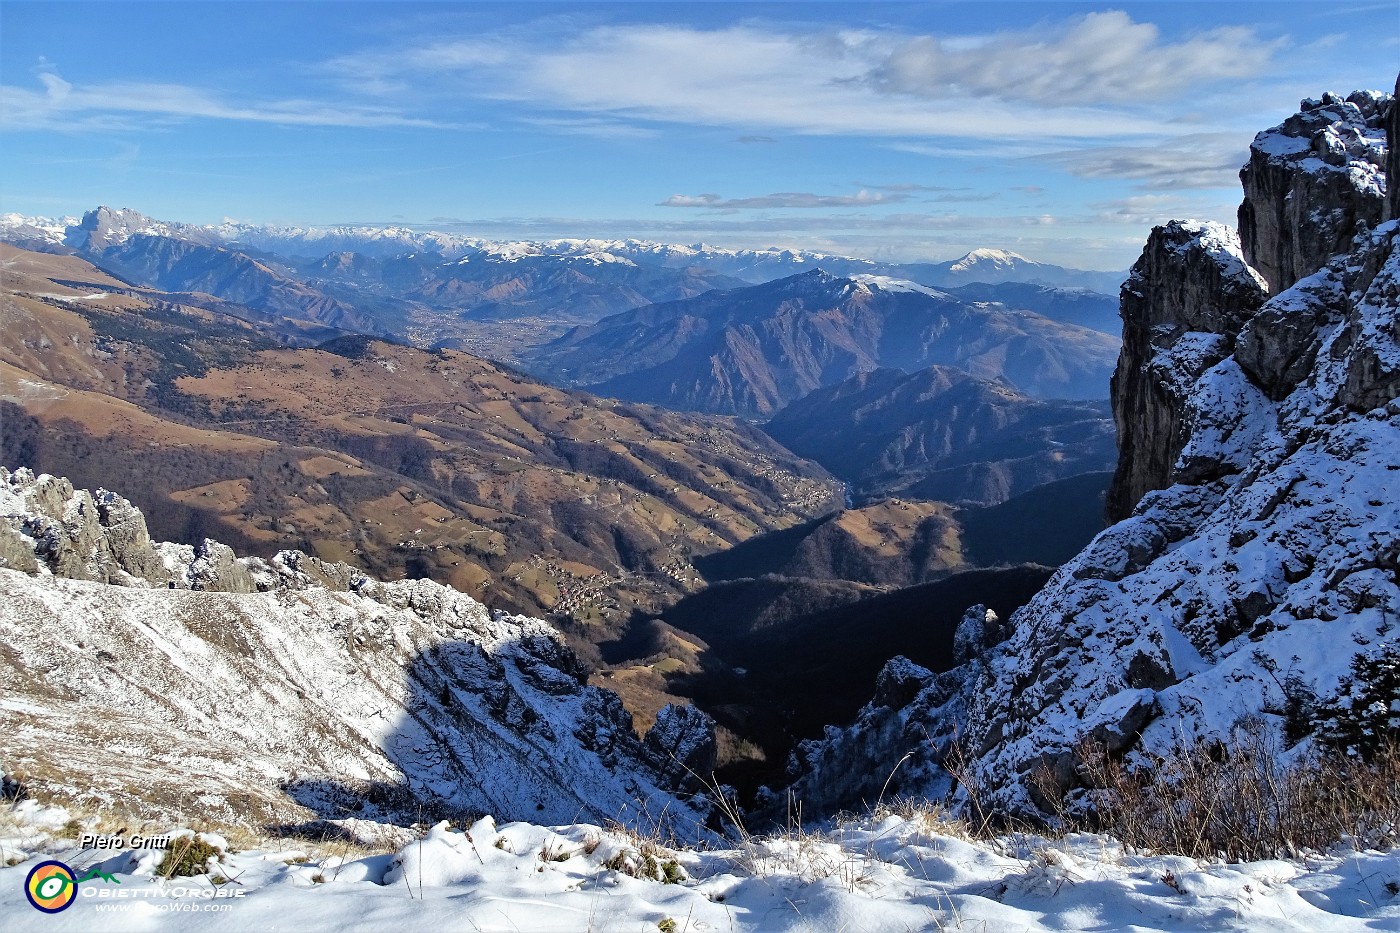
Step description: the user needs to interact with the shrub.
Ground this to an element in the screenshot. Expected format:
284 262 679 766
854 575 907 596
1314 643 1400 760
158 836 223 878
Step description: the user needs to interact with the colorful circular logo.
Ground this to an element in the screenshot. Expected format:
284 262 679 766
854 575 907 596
25 860 77 913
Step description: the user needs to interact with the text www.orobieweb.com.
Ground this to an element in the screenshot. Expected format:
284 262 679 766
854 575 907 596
94 902 234 913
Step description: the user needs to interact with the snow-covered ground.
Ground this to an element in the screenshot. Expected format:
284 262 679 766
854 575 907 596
2 802 1398 932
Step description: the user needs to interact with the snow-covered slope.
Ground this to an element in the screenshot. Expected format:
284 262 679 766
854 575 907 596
0 468 713 840
3 802 1397 932
776 86 1399 819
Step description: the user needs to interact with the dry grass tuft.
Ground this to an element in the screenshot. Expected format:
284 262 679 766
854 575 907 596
1042 728 1400 861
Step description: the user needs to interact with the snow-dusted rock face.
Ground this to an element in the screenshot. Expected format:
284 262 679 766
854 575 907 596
1239 90 1390 296
1109 89 1392 523
0 468 713 839
61 206 217 253
1390 76 1400 220
1106 221 1268 521
776 87 1399 821
0 471 173 586
643 703 718 793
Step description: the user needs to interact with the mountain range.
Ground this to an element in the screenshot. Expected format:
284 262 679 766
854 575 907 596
2 209 1122 362
0 244 840 633
0 229 1122 798
5 209 1123 290
528 270 1120 418
0 210 1130 794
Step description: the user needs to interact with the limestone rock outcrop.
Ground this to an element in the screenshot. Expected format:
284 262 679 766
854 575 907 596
644 703 719 793
1106 222 1268 521
1238 91 1389 296
0 467 715 837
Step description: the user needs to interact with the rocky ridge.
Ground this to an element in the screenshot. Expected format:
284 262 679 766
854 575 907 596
771 84 1400 821
0 467 716 839
1105 221 1269 521
1239 90 1390 295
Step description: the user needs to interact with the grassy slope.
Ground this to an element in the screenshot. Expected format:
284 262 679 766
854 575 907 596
0 246 840 633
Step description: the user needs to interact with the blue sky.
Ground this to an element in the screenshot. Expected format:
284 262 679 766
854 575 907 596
2 2 1395 269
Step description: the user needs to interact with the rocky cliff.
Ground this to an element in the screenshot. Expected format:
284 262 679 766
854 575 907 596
1238 91 1390 296
773 83 1399 821
1105 222 1268 521
0 467 716 839
1108 90 1392 522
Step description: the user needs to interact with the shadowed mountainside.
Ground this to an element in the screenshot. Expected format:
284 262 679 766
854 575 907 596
763 365 1115 504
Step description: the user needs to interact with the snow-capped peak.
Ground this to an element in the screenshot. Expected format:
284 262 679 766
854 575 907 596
948 248 1032 272
850 274 951 298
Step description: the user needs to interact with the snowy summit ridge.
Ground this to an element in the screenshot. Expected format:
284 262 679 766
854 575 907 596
0 468 714 840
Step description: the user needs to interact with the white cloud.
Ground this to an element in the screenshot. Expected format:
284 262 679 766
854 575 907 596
1038 134 1251 190
321 21 1254 141
868 11 1282 105
659 189 908 209
1091 193 1239 227
1 71 447 132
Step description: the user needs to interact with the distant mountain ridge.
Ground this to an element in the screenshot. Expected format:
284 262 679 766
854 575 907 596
2 207 1123 295
1 208 1123 367
527 269 1120 417
764 364 1116 504
899 248 1125 294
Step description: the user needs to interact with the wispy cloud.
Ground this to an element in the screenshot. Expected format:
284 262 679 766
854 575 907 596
1090 193 1239 227
516 116 657 139
659 189 908 209
1038 134 1250 190
1 69 447 132
860 182 959 193
319 19 1274 142
867 11 1283 105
